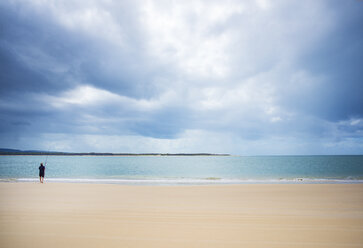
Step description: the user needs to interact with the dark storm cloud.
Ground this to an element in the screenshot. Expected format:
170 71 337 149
0 4 77 95
0 0 175 139
283 2 363 122
0 1 161 97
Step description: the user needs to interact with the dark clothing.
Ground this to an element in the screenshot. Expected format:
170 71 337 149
39 165 45 177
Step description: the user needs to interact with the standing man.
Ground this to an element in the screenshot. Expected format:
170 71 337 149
39 163 45 183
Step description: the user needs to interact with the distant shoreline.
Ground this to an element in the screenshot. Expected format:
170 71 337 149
0 152 230 156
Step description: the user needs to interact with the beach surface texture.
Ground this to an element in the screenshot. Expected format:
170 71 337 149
1 183 362 248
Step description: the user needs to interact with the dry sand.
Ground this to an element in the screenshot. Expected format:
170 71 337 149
0 183 362 248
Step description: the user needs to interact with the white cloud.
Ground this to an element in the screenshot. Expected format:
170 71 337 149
350 119 362 126
44 85 164 110
140 0 244 78
42 84 190 121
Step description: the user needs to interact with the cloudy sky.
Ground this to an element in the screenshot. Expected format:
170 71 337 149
0 0 362 155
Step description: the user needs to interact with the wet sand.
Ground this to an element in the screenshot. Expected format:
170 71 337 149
1 183 362 248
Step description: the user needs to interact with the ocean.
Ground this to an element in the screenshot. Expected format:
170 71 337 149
0 155 362 185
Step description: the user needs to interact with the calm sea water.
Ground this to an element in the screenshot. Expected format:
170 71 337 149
0 155 362 185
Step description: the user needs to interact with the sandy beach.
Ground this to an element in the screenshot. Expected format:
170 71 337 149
0 183 362 248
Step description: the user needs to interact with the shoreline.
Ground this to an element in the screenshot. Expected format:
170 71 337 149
0 153 231 156
1 177 363 185
1 154 362 157
1 183 363 247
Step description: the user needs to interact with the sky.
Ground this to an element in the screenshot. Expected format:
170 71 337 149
0 0 362 155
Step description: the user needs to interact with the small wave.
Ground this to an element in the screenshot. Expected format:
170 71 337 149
3 177 363 185
0 178 19 182
205 177 221 180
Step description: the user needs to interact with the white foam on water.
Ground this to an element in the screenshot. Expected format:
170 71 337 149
5 177 363 185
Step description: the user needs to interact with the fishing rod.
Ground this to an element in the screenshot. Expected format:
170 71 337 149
44 145 52 166
44 152 49 166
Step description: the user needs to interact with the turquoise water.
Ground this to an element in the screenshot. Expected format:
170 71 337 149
0 155 362 184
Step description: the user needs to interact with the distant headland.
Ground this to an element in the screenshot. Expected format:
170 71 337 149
0 148 230 156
